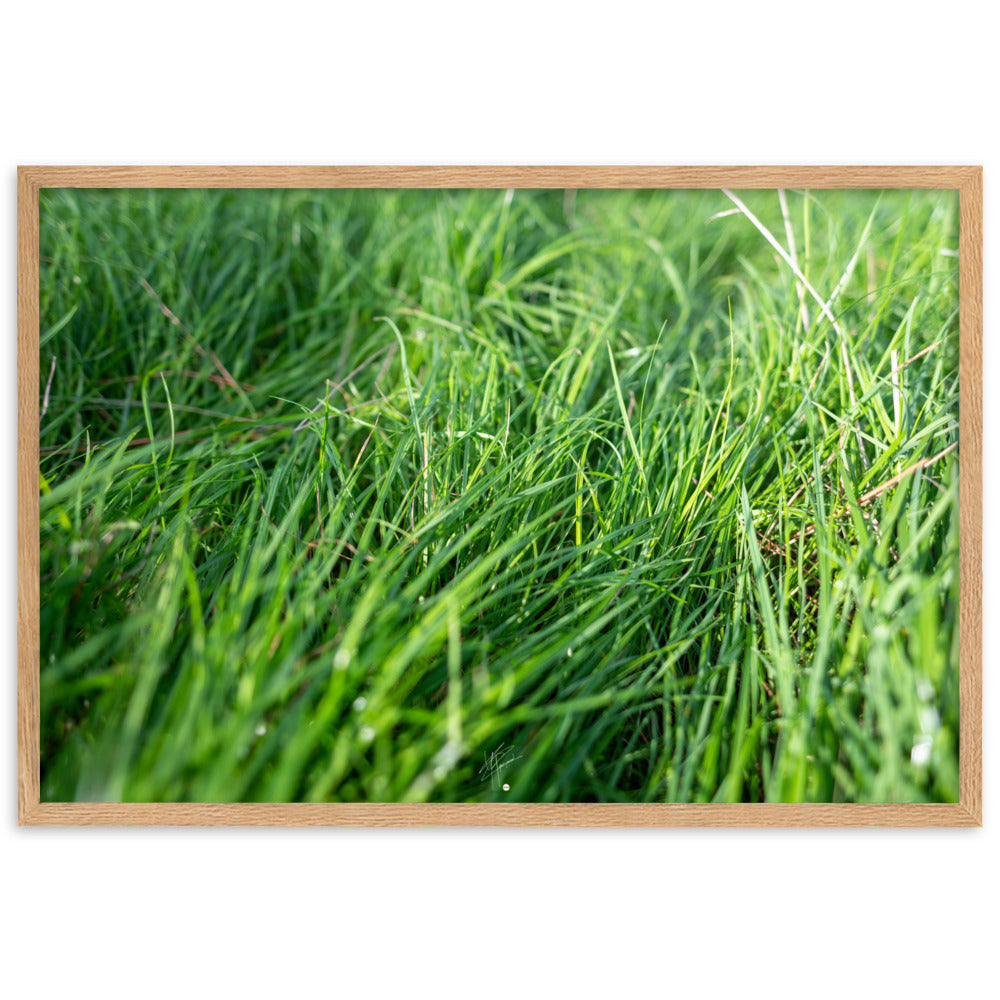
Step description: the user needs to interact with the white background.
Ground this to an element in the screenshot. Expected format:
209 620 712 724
3 3 995 996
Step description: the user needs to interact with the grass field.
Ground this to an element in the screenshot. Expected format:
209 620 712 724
37 186 960 803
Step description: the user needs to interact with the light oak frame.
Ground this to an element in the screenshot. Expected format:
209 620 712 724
17 166 983 826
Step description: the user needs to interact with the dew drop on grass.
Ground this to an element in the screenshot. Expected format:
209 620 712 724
334 648 351 670
567 648 573 657
911 737 932 767
359 725 376 744
254 724 267 737
352 696 367 712
502 783 510 792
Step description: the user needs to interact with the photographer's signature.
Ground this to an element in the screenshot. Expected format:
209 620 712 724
479 743 523 791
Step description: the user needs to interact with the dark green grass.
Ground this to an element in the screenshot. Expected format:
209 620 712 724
38 186 959 802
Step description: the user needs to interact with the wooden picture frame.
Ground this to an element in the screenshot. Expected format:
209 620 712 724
18 166 982 826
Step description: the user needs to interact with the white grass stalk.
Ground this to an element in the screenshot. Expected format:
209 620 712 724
704 207 743 224
890 349 902 438
41 355 56 421
721 190 848 345
867 245 877 321
720 189 867 467
778 190 810 332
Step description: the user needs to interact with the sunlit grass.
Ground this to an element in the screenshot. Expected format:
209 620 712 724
38 186 959 802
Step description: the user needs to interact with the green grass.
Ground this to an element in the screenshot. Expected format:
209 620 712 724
37 186 960 803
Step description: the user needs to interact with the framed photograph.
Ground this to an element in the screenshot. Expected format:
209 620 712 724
17 166 982 826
